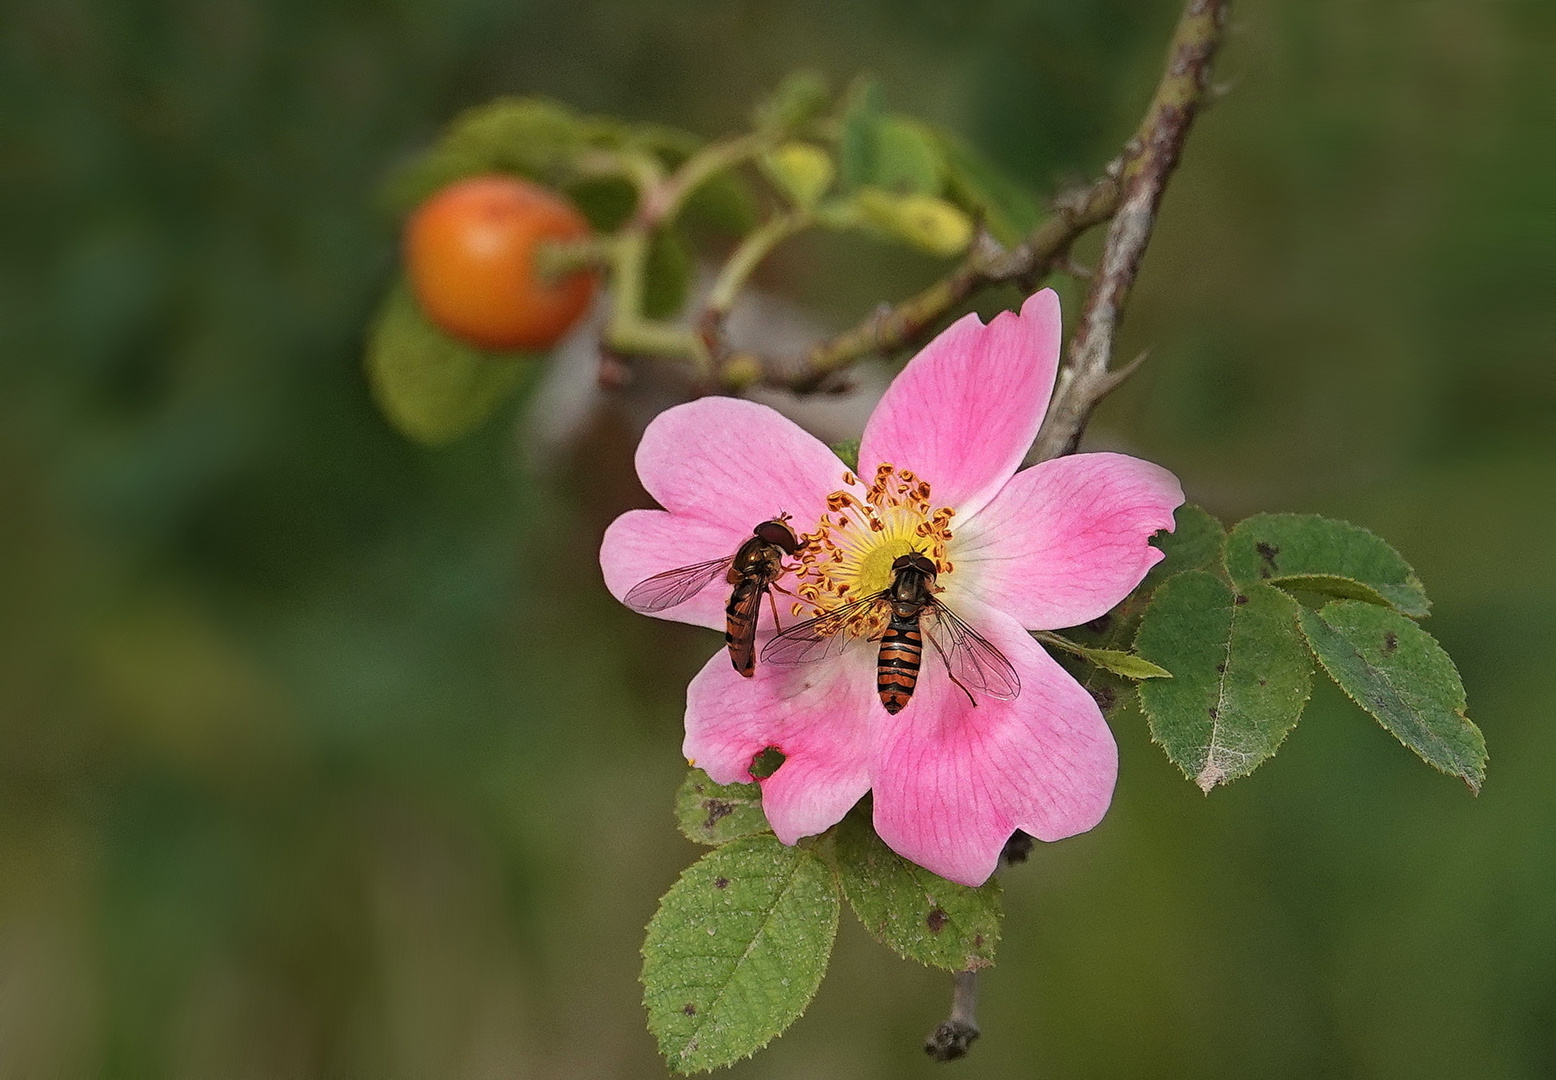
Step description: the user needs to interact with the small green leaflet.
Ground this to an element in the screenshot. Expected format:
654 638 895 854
931 129 1042 247
761 142 835 209
642 836 840 1074
1136 572 1314 792
381 97 584 212
871 117 944 196
675 769 771 846
678 168 762 234
1033 631 1171 680
1224 514 1430 617
751 70 830 134
644 225 693 320
837 79 888 194
364 282 530 446
849 188 974 257
831 810 1000 972
1297 601 1487 791
837 87 945 197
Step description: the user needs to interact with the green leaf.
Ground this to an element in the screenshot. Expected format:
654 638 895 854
832 810 1000 971
872 117 943 196
752 70 831 134
382 97 588 213
619 121 704 164
850 188 974 257
836 88 943 199
679 170 761 234
1224 514 1430 617
761 142 835 209
643 225 693 320
932 130 1042 247
1143 504 1228 593
643 836 840 1074
364 283 530 446
675 770 771 846
1035 632 1172 680
1298 601 1486 791
837 79 887 193
564 176 640 232
829 438 860 474
1136 572 1314 791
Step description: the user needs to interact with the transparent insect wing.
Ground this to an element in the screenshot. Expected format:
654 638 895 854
925 602 1022 700
760 593 888 666
623 556 732 613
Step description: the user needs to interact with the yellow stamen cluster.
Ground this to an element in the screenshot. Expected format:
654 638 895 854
791 463 955 637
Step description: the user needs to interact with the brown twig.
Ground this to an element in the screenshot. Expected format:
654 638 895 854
924 970 981 1062
735 0 1228 405
1029 0 1230 460
745 178 1121 392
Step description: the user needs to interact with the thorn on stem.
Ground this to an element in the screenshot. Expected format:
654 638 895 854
1055 254 1094 280
1101 348 1152 392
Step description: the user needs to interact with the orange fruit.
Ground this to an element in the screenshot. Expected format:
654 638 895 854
405 174 598 351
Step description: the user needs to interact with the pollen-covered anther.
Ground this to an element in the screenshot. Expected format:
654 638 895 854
789 463 956 629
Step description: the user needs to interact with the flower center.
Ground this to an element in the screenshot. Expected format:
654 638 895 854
792 463 956 637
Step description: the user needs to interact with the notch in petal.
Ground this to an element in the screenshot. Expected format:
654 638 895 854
685 648 876 844
858 289 1062 519
950 452 1184 631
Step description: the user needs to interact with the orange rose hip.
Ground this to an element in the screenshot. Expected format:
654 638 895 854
405 174 597 351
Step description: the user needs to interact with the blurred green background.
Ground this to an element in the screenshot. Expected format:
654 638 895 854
2 0 1553 1077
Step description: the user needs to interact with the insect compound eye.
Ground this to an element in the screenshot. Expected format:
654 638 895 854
890 551 935 574
756 520 802 554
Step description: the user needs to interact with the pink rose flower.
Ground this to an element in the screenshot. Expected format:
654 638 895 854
600 290 1183 886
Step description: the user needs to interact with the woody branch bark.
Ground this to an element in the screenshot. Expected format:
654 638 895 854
1029 0 1230 460
740 0 1229 403
919 2 1230 1062
742 180 1121 392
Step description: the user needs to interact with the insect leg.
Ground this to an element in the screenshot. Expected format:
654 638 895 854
766 587 785 633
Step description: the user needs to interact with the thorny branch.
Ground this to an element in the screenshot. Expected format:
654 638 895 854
923 3 1231 1062
744 180 1121 393
731 0 1230 417
1030 0 1230 460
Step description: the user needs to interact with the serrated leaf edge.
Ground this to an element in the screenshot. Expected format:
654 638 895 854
1136 574 1315 793
838 855 1000 972
1224 513 1431 617
1296 603 1485 793
644 843 839 1074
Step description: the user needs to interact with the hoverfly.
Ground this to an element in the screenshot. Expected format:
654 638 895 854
761 551 1019 714
624 517 802 677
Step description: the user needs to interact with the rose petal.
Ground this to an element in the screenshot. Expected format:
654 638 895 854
948 452 1184 631
869 600 1117 886
684 646 877 843
600 509 750 631
858 289 1061 519
636 397 849 530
